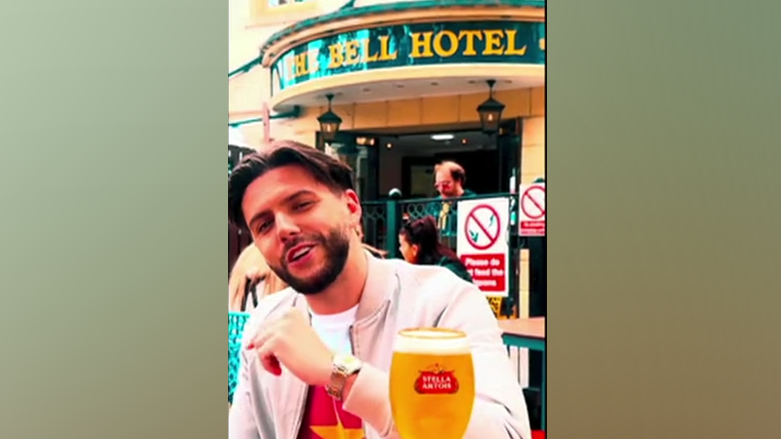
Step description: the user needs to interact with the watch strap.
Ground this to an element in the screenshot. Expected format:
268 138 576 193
325 354 362 401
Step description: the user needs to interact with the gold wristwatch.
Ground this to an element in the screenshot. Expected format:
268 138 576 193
325 354 363 401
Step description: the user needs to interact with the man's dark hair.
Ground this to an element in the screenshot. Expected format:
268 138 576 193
228 140 355 231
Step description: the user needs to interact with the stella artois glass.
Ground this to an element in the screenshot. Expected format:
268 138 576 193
389 328 475 439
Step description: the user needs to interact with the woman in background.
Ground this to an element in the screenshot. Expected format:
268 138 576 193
229 244 286 411
228 244 287 312
398 215 473 283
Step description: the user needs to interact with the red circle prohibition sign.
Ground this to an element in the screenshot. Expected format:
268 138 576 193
521 186 546 220
464 204 501 251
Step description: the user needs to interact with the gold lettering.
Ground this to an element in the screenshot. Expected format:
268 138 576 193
482 30 505 55
328 43 344 68
539 38 545 51
361 38 379 62
504 30 527 55
308 49 319 72
344 40 361 65
433 30 459 57
459 30 483 56
410 32 434 58
294 52 309 77
378 35 397 61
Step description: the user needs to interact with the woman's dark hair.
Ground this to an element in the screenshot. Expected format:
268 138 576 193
399 216 462 266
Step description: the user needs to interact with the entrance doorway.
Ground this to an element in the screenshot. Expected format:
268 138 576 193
315 120 522 201
371 122 521 200
387 131 501 198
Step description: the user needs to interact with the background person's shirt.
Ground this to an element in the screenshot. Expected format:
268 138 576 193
437 256 474 283
425 189 478 237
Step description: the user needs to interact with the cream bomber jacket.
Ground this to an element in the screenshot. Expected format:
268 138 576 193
229 253 532 439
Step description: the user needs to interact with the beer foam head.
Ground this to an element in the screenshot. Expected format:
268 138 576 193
393 328 471 355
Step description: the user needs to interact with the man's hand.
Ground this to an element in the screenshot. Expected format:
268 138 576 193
245 308 334 386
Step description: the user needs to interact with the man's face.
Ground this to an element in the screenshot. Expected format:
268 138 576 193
434 169 461 198
241 164 361 295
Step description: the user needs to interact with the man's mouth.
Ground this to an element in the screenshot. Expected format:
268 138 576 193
287 245 314 263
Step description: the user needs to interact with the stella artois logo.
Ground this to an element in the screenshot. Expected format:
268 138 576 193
414 364 459 395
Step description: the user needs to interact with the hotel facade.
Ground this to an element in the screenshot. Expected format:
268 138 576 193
229 0 546 318
229 2 547 425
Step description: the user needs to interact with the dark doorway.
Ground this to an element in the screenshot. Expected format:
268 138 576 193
388 130 502 199
315 131 381 201
433 149 500 195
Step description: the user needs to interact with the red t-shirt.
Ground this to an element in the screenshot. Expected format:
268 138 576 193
296 385 365 439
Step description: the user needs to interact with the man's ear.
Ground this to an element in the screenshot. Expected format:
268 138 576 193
343 189 363 227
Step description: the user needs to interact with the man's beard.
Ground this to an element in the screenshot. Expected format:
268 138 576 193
269 227 351 295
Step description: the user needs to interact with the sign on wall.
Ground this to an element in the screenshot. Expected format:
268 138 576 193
519 182 545 237
271 20 546 93
456 197 511 298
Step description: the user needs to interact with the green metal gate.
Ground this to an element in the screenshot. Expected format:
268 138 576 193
361 192 525 318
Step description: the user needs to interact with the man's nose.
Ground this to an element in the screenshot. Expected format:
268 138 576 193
275 214 300 242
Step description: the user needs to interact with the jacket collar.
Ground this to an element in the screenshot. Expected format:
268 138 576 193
355 251 396 321
291 250 396 322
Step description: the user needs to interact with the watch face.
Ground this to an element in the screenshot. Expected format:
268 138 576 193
337 355 362 372
328 355 363 401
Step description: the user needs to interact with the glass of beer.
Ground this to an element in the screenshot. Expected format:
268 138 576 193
389 328 475 439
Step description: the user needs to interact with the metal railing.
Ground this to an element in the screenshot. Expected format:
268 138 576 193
361 192 522 317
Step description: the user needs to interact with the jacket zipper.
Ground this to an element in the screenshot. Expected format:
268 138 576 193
291 383 307 439
348 325 368 438
348 324 357 356
291 311 314 438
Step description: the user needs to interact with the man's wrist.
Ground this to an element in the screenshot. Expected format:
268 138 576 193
341 372 359 400
325 354 363 401
317 353 336 387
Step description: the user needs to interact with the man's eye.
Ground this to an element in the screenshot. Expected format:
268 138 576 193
294 201 313 210
257 221 272 234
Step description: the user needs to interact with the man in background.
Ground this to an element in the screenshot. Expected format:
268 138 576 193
428 160 477 237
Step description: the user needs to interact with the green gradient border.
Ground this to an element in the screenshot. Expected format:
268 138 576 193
0 0 225 437
1 0 772 436
548 0 781 437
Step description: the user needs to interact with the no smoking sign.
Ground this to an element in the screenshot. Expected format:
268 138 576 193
519 183 546 237
456 197 510 297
